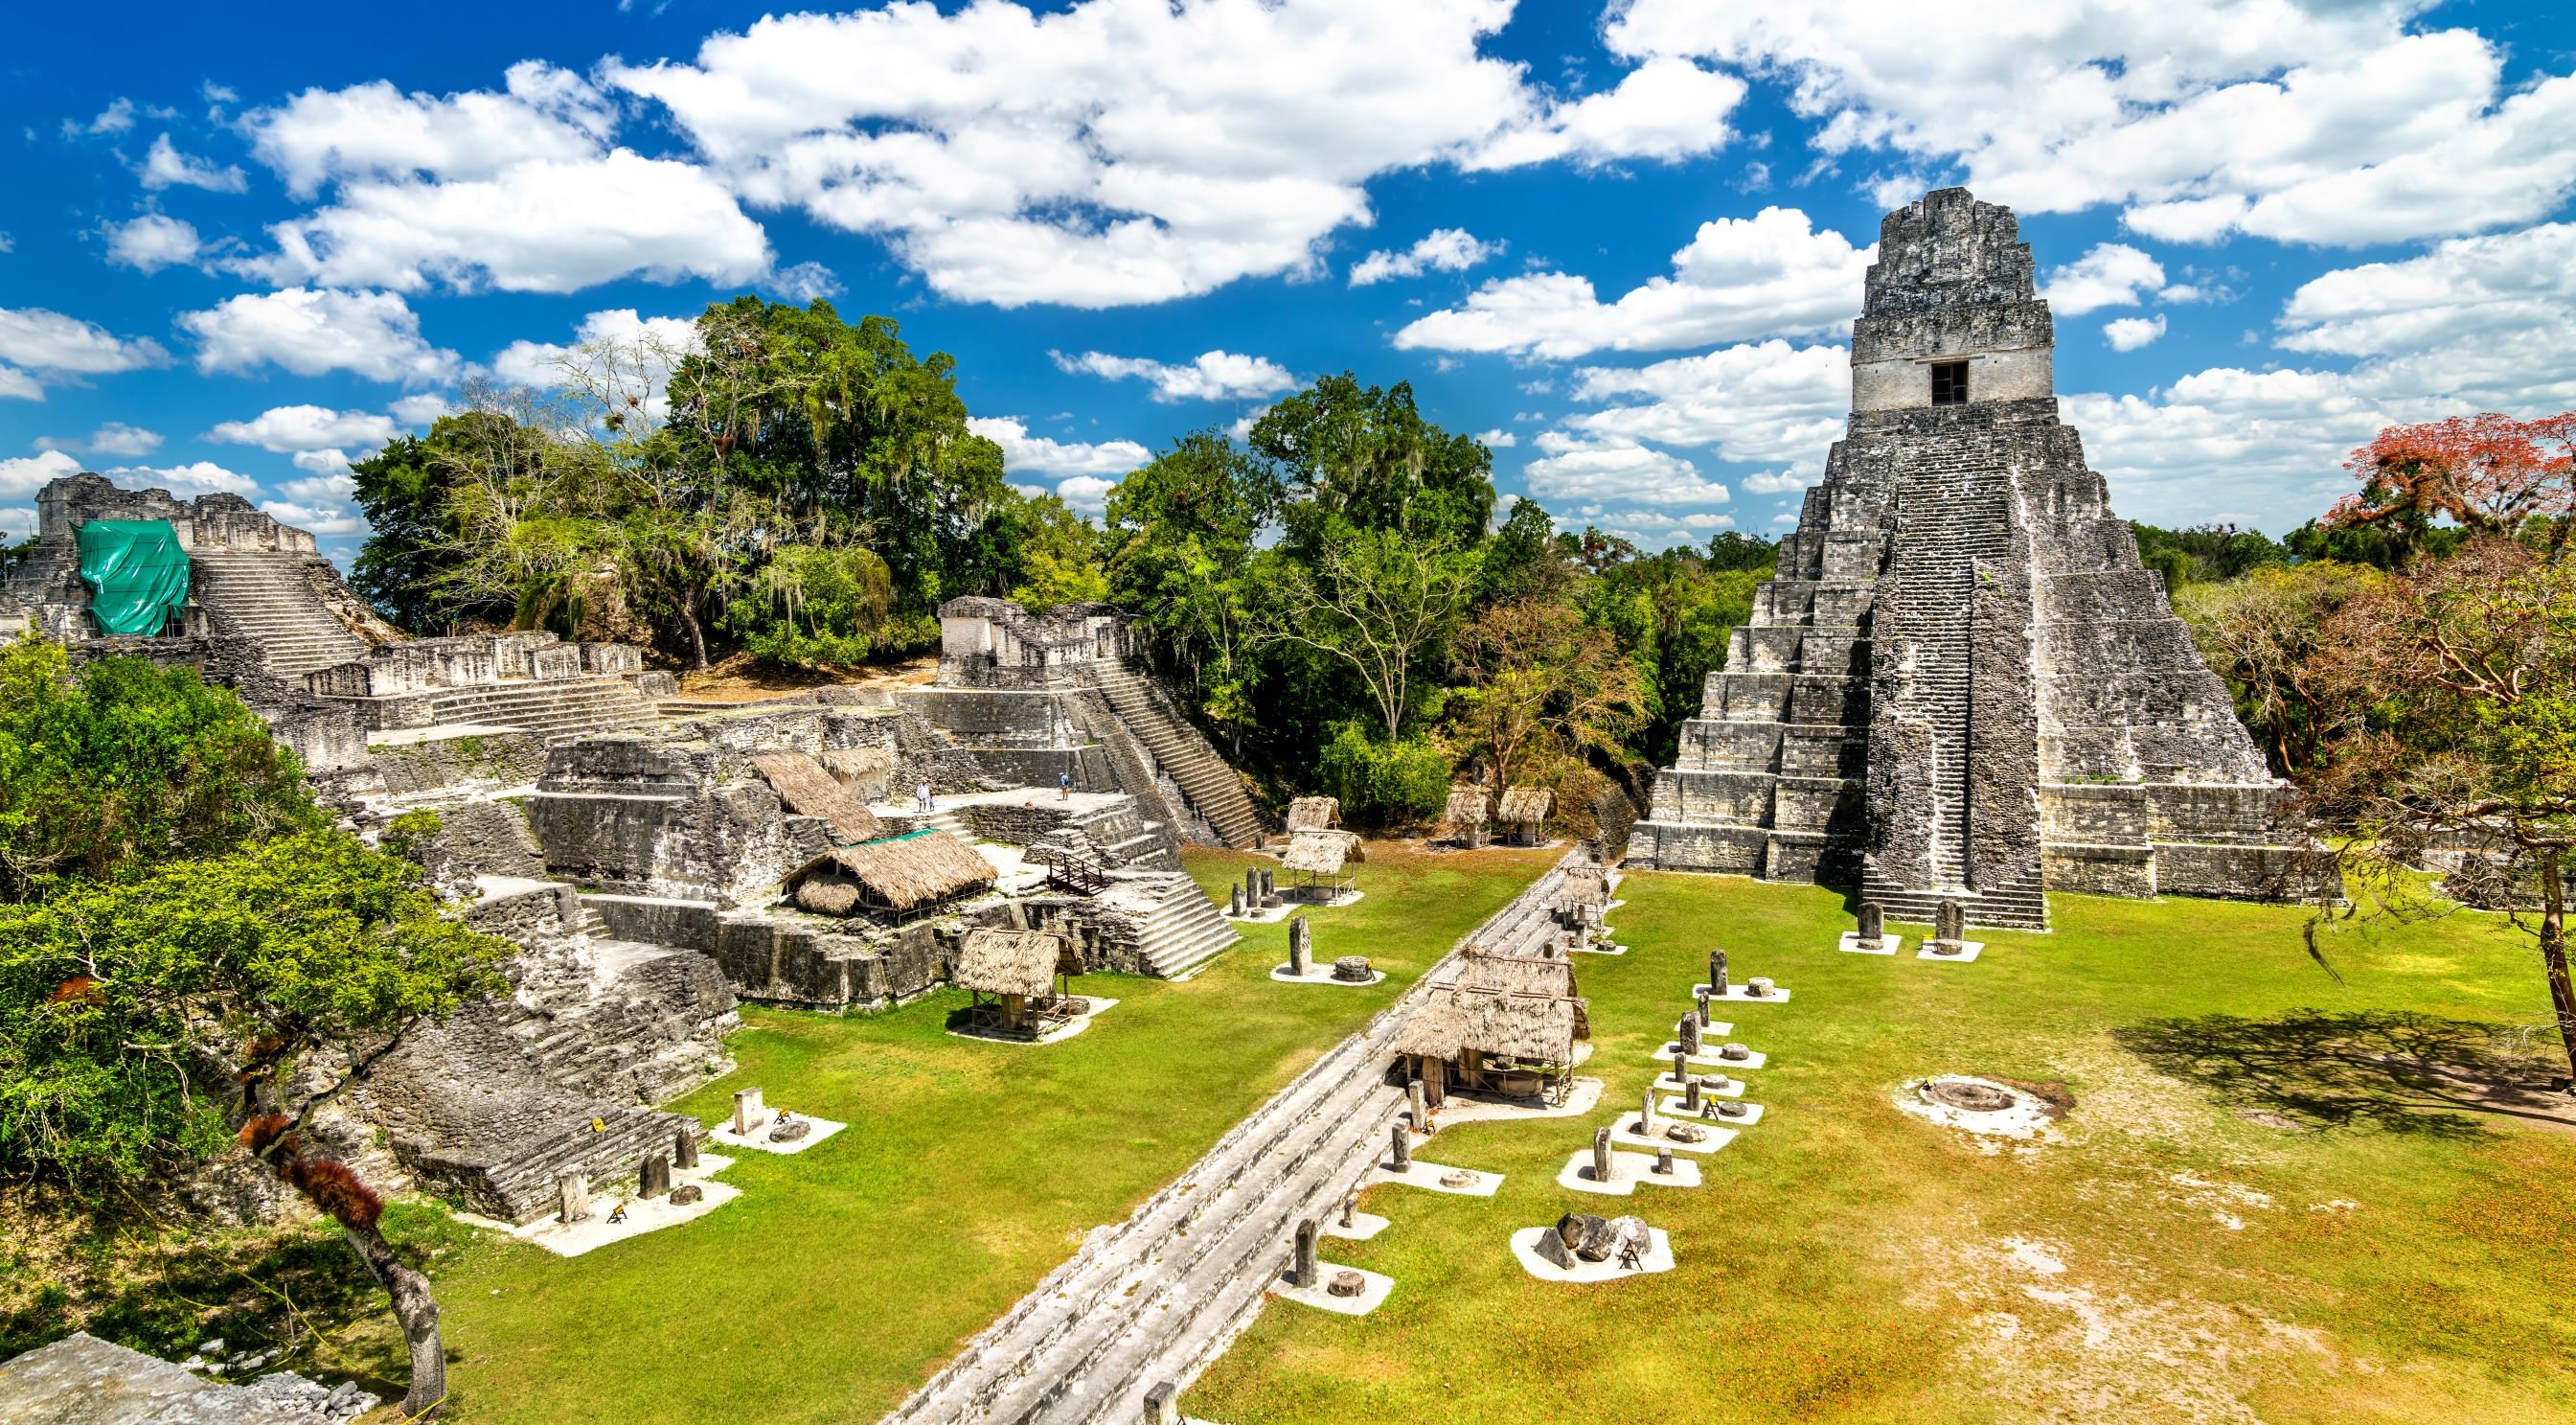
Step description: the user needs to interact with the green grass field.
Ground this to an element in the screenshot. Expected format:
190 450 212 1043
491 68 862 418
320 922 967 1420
1180 870 2576 1425
420 843 1557 1423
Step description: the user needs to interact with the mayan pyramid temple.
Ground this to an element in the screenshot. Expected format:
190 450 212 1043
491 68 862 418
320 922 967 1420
1626 188 2297 930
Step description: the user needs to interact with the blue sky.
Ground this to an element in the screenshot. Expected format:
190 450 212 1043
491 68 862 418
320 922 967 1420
4 0 2573 565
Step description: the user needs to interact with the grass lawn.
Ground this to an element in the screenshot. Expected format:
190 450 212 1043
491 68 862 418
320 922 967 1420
420 842 1557 1423
1183 871 2576 1425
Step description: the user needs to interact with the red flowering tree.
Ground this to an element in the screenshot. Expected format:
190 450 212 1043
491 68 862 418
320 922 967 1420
2328 411 2576 559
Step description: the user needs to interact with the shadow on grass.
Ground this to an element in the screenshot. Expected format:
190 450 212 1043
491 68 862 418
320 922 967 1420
2114 1009 2571 1138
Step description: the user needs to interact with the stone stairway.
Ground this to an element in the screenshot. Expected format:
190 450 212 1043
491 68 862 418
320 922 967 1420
460 1105 696 1224
1089 667 1264 848
190 548 368 678
375 678 664 742
1106 871 1238 978
1859 454 2049 931
884 857 1573 1425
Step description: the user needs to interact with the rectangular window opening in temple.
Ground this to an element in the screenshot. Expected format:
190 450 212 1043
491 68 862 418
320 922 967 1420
1930 359 1969 406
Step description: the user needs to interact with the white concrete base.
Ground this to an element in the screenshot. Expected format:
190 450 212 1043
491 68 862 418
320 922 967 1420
1658 1096 1766 1126
1653 1029 1733 1056
1840 932 1903 955
1288 889 1365 909
1696 982 1793 1004
1570 941 1629 956
1269 964 1387 987
466 1178 744 1257
1368 1158 1502 1195
1651 1072 1745 1097
1918 941 1985 962
1610 1117 1737 1156
1273 1262 1394 1316
1431 1076 1603 1126
707 1114 847 1156
946 996 1120 1046
1556 1148 1702 1196
1510 1226 1676 1283
1321 1210 1391 1242
1227 901 1300 925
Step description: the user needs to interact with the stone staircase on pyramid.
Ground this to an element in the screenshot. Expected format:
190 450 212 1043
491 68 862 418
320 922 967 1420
190 547 369 678
1089 666 1265 849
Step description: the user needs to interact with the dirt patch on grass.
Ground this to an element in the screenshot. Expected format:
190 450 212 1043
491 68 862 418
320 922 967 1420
1912 1231 2324 1424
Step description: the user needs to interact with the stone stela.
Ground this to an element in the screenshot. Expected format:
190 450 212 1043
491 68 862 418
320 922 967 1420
1627 187 2308 931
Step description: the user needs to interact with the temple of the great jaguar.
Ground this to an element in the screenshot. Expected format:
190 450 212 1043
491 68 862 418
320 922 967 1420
1625 188 2302 930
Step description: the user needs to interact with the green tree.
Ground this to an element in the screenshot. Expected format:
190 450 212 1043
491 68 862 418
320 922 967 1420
2177 561 2384 776
1257 525 1479 741
1106 432 1283 748
0 825 511 1417
0 641 324 900
2306 539 2576 1082
1249 374 1494 549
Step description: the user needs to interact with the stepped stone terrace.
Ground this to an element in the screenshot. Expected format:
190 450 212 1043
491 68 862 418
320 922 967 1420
1627 188 2304 929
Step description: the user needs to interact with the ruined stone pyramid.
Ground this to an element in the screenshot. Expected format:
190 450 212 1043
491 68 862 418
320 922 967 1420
1627 188 2296 929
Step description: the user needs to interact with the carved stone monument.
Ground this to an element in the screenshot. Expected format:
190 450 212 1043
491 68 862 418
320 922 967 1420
559 1173 590 1224
1591 1125 1614 1184
639 1153 672 1199
1858 901 1884 941
1710 948 1729 997
1290 1218 1319 1289
1390 1123 1411 1170
1678 1012 1701 1057
673 1126 699 1170
733 1087 766 1136
1288 915 1311 975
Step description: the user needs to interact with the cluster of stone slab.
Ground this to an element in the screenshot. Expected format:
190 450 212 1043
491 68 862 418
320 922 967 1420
1630 189 2306 929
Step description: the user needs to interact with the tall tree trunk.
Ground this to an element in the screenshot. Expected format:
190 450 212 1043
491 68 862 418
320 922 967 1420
677 602 710 670
345 1221 447 1419
2543 851 2576 1088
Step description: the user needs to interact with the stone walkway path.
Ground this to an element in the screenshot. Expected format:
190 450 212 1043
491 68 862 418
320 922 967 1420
879 854 1579 1425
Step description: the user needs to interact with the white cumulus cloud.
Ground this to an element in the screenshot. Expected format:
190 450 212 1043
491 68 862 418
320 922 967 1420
99 461 258 495
1523 431 1731 507
969 416 1151 479
2041 242 2166 316
0 449 86 496
606 0 1537 308
178 287 458 383
104 214 203 273
208 404 401 453
2103 314 2167 350
139 133 246 193
1395 206 1872 358
1350 228 1505 287
1051 349 1296 402
1563 339 1850 473
1607 1 2576 247
34 422 164 458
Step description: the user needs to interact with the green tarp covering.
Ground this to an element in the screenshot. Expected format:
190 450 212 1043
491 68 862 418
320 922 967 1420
74 519 191 635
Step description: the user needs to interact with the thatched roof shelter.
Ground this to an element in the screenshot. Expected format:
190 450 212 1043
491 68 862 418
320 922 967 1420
820 746 893 783
1558 866 1611 908
954 928 1076 998
1455 949 1581 1002
1392 970 1588 1064
1444 787 1492 826
1497 786 1553 823
784 830 997 916
751 752 884 843
1281 829 1365 875
1285 795 1341 833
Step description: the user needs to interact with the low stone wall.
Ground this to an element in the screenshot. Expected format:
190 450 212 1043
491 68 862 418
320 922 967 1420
371 730 549 797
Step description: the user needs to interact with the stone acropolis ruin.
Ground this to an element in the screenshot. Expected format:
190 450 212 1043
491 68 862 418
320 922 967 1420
1628 188 2298 928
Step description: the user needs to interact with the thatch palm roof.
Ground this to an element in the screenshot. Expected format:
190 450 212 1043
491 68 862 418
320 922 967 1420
1454 949 1580 1000
784 830 998 914
1392 984 1587 1064
1444 787 1492 825
1497 786 1553 823
820 746 893 782
1281 829 1365 874
954 928 1075 997
750 751 883 842
1558 866 1611 908
1285 795 1341 832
